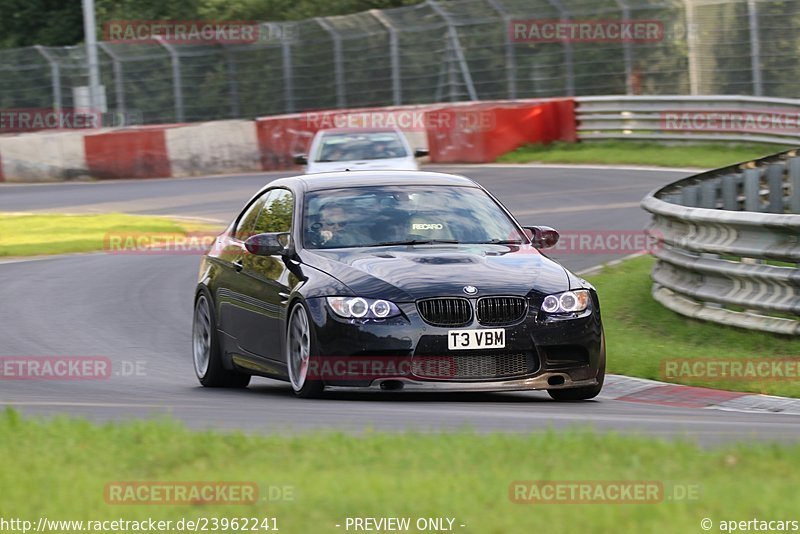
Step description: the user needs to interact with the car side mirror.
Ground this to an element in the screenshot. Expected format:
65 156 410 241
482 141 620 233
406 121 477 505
244 232 291 256
523 226 559 249
293 154 308 165
414 148 429 158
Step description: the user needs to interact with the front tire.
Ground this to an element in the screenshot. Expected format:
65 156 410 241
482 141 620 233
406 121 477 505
286 301 324 398
548 330 605 401
193 292 251 388
547 378 603 401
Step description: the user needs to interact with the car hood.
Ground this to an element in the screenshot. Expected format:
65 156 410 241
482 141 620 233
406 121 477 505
300 244 570 302
306 158 418 174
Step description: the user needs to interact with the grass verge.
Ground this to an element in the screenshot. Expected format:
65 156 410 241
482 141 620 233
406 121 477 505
587 255 800 397
1 410 799 533
497 141 792 168
0 213 219 257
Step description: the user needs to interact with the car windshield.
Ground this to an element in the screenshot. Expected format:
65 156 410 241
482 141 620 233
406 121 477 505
314 132 407 162
303 185 526 249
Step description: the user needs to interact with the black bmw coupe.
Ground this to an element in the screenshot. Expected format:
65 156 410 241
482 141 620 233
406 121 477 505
192 171 605 400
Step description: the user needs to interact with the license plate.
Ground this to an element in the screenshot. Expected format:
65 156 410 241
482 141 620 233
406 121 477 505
447 328 505 350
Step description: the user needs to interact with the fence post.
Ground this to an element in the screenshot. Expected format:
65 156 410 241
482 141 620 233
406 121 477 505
280 23 296 114
156 38 185 123
97 42 126 122
747 0 763 97
371 10 402 106
684 0 700 95
487 0 517 100
546 0 575 96
615 0 634 95
34 46 62 114
221 45 241 119
316 18 346 108
428 0 479 101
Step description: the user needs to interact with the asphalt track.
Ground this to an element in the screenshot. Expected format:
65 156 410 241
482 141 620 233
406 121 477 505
2 164 799 445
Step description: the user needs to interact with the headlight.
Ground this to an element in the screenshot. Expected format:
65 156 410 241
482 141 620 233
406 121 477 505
326 297 401 319
541 290 590 314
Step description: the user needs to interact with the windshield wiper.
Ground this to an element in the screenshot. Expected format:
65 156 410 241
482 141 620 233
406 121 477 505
366 239 461 247
467 239 525 245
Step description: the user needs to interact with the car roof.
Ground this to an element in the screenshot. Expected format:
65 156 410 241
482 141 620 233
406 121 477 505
266 171 480 193
316 127 401 134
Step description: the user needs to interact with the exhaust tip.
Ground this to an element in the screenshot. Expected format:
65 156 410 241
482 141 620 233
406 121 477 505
380 380 404 391
547 375 566 386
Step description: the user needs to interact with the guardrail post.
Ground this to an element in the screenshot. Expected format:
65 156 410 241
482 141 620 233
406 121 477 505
743 168 762 212
766 163 785 213
371 10 402 106
316 18 347 108
722 174 740 211
700 178 719 208
156 38 185 123
34 46 62 114
790 157 800 214
681 184 699 207
428 0 479 101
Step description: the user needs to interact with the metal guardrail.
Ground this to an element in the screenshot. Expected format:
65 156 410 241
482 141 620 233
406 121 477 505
641 149 800 335
577 95 800 145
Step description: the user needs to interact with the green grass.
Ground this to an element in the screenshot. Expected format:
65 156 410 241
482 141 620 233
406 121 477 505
587 255 800 397
0 213 218 257
497 141 793 168
1 410 799 533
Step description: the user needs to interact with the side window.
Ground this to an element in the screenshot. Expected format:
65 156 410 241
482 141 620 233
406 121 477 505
234 192 270 241
254 189 294 234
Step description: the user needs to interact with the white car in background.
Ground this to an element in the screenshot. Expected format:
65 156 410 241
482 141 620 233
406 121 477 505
294 128 428 174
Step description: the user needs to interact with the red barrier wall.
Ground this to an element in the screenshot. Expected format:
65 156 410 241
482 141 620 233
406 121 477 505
84 128 172 179
426 99 576 163
256 116 318 171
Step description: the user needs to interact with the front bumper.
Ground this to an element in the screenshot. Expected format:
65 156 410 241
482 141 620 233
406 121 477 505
305 295 604 391
327 373 600 393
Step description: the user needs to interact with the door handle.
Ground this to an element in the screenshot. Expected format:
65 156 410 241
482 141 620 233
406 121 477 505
233 260 244 272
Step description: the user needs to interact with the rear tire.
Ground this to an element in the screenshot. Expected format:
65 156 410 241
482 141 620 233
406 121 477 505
193 292 251 388
286 301 324 399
